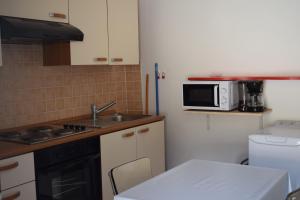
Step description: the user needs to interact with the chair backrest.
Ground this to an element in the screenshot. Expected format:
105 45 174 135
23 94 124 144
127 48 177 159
109 157 152 195
287 188 300 200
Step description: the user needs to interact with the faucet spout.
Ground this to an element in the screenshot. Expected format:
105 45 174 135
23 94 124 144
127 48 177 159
91 101 116 121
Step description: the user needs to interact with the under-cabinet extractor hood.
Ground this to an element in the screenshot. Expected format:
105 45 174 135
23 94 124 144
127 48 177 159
0 16 84 41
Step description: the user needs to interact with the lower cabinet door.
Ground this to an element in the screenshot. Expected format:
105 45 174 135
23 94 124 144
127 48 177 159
101 128 137 200
136 121 165 176
0 153 35 191
1 181 36 200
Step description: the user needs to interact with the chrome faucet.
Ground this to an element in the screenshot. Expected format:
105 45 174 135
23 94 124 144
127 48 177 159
91 101 116 121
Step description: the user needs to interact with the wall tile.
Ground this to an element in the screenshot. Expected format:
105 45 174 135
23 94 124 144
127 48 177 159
0 44 142 129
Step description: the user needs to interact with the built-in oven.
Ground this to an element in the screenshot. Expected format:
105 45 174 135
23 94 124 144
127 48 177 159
182 81 239 111
34 137 101 200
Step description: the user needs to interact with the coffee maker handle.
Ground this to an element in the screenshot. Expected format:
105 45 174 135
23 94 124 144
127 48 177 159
214 85 219 106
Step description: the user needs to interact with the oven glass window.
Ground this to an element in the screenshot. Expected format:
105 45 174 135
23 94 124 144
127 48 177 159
183 84 219 107
36 155 101 200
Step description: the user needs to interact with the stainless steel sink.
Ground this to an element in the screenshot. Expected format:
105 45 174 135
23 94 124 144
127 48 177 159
71 113 151 128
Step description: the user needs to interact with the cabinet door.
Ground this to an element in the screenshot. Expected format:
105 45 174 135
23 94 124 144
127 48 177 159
1 181 36 200
136 121 165 176
0 153 35 191
101 128 137 200
0 0 68 23
69 0 109 65
107 0 139 65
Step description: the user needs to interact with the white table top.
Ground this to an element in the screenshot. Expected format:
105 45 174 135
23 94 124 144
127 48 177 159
114 160 289 200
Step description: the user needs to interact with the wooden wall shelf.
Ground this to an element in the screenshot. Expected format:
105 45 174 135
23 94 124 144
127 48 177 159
184 108 272 116
188 76 300 81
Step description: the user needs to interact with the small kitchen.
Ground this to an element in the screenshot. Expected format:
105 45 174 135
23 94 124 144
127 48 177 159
1 0 300 200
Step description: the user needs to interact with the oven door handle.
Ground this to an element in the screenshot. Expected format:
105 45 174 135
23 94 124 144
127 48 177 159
39 153 101 172
87 153 100 162
214 85 219 106
69 153 101 168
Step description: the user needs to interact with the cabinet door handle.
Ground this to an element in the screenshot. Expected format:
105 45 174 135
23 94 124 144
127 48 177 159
0 162 19 172
122 132 134 138
49 12 66 19
111 58 123 62
138 128 150 134
95 57 107 62
3 191 21 200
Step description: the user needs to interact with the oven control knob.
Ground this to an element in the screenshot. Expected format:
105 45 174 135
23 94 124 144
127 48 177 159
221 88 227 94
69 124 74 129
63 124 69 129
221 97 227 103
74 125 82 131
80 126 86 131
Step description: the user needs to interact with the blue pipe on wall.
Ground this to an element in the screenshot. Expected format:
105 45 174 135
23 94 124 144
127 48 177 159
155 63 159 116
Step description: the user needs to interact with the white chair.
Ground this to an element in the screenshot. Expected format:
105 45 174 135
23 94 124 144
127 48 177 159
109 157 152 195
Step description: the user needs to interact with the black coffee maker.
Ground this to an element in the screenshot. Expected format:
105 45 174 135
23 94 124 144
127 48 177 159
238 81 264 112
246 81 264 112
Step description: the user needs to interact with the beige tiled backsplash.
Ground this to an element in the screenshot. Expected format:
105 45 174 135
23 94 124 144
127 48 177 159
0 44 142 129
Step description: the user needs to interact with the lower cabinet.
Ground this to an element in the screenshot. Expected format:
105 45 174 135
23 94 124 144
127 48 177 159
1 181 36 200
136 121 165 176
0 152 36 200
0 153 35 191
101 120 165 200
101 128 137 200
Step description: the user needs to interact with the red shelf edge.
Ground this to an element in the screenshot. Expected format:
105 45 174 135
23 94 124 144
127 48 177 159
188 76 300 81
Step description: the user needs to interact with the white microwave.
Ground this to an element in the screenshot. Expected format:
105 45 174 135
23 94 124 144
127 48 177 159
182 81 239 111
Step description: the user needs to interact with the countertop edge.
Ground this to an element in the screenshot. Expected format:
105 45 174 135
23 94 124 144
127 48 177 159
0 115 165 160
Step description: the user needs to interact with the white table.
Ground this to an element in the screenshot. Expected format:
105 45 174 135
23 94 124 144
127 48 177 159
114 160 289 200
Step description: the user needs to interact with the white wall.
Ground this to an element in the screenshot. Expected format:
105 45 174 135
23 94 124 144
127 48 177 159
139 0 300 168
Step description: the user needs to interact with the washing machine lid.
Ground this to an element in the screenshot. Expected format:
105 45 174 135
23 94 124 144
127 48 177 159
273 120 300 128
249 134 300 146
255 120 300 138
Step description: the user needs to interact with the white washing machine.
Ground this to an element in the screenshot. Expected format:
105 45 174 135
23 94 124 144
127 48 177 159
249 120 300 192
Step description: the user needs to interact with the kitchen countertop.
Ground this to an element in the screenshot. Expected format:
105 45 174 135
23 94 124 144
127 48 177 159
0 114 164 160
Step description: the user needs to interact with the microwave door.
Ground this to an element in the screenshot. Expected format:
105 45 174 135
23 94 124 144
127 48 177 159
214 85 219 107
183 84 219 108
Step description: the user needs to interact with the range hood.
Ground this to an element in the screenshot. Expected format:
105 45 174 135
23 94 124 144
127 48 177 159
0 16 84 41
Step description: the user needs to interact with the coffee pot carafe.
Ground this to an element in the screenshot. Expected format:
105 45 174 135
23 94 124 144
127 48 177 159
238 81 249 112
246 81 264 112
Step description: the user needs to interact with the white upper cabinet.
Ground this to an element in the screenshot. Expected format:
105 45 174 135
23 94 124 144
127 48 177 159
0 0 139 66
70 0 140 66
69 0 109 65
107 0 139 65
0 0 69 23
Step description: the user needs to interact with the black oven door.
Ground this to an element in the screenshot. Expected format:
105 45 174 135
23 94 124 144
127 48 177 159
183 84 219 107
36 154 101 200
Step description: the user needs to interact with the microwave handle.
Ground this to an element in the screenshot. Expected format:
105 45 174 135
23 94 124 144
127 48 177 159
214 85 219 106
